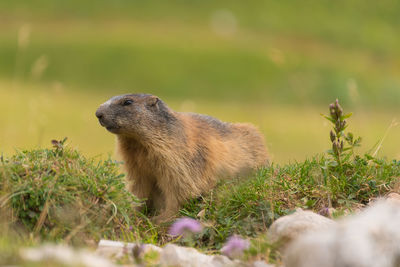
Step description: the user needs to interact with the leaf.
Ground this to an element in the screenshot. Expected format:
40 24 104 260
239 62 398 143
321 114 335 123
341 113 353 120
364 154 374 160
328 161 338 167
342 153 351 162
348 193 356 200
354 137 362 146
305 199 316 208
347 132 354 139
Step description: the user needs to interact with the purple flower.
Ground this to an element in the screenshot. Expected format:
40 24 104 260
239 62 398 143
221 235 250 258
168 217 202 237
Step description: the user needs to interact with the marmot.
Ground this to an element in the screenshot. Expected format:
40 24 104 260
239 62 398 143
95 94 269 223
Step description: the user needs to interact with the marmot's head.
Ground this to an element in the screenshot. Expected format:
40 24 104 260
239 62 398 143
95 94 175 138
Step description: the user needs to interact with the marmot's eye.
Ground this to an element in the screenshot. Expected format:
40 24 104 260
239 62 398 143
122 99 133 106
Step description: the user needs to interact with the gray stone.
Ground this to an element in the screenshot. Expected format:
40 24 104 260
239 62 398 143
252 260 276 267
21 244 116 267
96 239 162 265
160 244 244 267
284 199 400 267
385 192 400 205
268 208 336 245
97 240 247 267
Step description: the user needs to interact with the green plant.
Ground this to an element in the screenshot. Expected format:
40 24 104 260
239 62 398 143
322 99 361 169
0 139 156 245
319 99 400 207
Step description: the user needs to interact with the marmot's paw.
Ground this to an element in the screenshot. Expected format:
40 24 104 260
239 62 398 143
151 212 176 225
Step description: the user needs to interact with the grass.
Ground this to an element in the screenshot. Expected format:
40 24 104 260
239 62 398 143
0 139 156 246
179 155 400 252
0 149 400 264
1 101 400 265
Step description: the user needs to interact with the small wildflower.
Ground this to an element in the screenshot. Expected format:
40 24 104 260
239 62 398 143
221 235 250 259
168 217 202 237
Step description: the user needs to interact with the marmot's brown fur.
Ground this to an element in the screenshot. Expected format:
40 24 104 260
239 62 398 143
96 94 269 223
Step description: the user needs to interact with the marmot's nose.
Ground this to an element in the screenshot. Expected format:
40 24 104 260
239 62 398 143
95 110 103 120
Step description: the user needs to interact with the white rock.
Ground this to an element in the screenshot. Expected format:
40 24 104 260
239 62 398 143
97 239 162 253
252 260 275 267
283 230 337 267
284 199 400 267
21 244 116 267
96 239 162 263
160 244 243 267
385 192 400 205
268 208 336 244
97 240 244 267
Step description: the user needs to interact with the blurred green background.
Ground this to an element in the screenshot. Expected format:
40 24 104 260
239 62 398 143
1 0 399 163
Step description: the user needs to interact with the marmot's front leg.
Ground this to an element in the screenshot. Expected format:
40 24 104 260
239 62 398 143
149 185 165 211
152 208 179 224
127 175 155 211
152 193 180 224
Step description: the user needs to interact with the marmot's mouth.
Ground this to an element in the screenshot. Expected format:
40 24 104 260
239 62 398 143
98 120 118 130
97 117 120 133
106 126 120 133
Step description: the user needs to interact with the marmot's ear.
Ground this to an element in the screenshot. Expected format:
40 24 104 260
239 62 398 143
147 96 159 107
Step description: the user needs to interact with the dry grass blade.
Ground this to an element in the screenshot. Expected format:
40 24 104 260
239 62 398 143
371 118 399 158
33 200 49 234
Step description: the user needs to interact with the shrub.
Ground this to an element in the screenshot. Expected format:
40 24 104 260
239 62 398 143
0 139 156 245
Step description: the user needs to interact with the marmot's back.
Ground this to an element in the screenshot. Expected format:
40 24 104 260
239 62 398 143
181 112 269 180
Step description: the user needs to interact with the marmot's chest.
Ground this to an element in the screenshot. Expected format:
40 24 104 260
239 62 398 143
129 146 168 169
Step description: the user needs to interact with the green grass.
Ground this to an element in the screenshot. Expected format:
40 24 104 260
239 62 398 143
178 155 400 252
0 139 156 247
1 124 400 265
